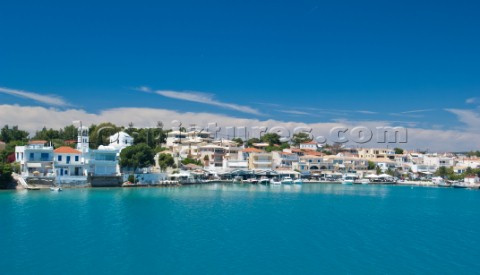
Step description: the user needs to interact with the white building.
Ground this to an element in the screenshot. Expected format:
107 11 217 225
166 129 213 147
77 126 90 155
199 145 226 168
108 131 134 151
54 146 84 176
423 154 455 169
15 140 54 178
87 148 119 176
272 152 299 169
358 148 396 161
299 141 319 151
465 175 479 184
248 152 274 170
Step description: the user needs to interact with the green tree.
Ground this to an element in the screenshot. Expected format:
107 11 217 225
89 123 121 149
119 144 155 171
0 163 13 189
376 166 382 175
435 166 448 178
291 132 313 146
0 125 29 143
232 137 244 146
260 133 281 146
158 153 175 172
386 168 395 176
465 167 474 176
367 161 376 170
181 157 202 166
59 125 78 140
247 138 261 147
33 127 60 141
394 148 404 154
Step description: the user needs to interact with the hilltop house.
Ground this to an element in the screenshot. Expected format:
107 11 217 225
108 131 134 151
299 141 319 151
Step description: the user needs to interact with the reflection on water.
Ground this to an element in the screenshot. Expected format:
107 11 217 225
185 182 390 198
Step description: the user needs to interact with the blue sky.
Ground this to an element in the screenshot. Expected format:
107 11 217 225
1 0 480 149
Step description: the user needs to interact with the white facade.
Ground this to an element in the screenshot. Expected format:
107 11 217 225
15 142 54 178
358 148 395 161
299 141 318 150
54 147 85 177
272 152 299 169
109 131 134 151
423 155 455 169
199 145 226 168
248 152 274 170
77 126 90 154
465 176 479 184
166 130 213 147
86 148 119 176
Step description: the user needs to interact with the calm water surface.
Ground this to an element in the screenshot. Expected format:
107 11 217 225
1 184 479 274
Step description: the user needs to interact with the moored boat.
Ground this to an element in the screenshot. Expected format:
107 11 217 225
281 177 293 184
270 178 282 185
342 175 356 185
50 186 62 192
293 179 303 184
259 177 270 185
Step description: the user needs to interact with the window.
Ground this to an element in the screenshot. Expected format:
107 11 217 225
66 156 71 164
58 155 62 161
75 156 79 162
41 153 49 161
30 153 34 159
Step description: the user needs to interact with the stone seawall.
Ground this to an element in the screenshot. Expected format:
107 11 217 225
89 176 122 187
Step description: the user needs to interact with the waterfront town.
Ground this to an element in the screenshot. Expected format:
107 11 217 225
0 122 480 190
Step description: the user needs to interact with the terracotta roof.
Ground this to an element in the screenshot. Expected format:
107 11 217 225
301 141 317 145
304 150 324 156
54 146 81 154
242 148 264 153
29 140 47 145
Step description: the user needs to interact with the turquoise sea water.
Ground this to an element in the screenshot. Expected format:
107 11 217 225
1 184 480 274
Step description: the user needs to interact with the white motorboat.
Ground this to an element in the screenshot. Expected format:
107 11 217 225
259 177 271 185
293 179 303 184
342 177 355 185
270 179 282 185
281 177 294 184
359 179 370 185
50 186 62 192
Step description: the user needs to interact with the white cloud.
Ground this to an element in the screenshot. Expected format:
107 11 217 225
1 104 480 151
466 98 477 104
356 110 378 115
445 108 480 133
0 87 70 107
400 109 435 114
136 86 152 93
150 89 262 116
280 110 311 116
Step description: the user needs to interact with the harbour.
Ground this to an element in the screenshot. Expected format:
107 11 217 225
1 183 480 274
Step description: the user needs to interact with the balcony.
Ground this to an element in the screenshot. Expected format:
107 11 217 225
253 160 273 165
